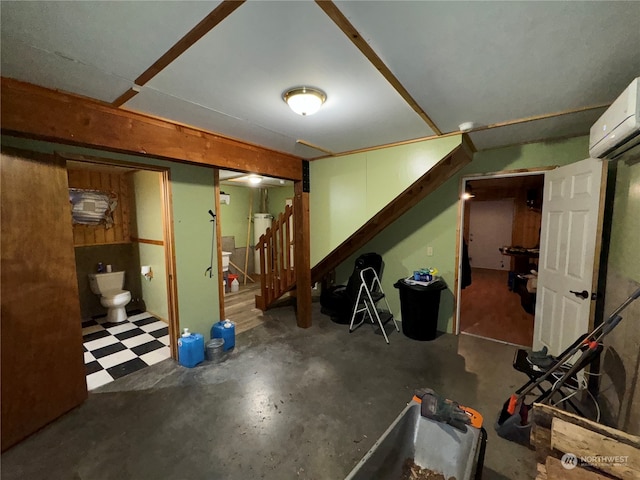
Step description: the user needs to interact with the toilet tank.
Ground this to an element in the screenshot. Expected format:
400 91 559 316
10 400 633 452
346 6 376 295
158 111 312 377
88 271 125 294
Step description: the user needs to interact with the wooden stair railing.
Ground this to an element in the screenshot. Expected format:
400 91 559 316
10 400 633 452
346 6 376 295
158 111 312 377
255 204 295 310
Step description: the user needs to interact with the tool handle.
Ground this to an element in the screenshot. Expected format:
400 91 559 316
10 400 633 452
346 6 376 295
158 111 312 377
600 314 622 338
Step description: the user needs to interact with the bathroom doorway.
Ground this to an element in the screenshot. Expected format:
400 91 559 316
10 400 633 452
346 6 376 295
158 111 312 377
63 153 178 390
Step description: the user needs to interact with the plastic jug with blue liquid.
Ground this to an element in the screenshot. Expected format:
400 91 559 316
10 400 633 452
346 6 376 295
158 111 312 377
178 328 204 368
211 319 235 351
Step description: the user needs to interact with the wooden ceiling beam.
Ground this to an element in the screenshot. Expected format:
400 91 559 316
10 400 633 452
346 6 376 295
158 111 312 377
316 0 442 135
112 0 245 107
1 78 303 180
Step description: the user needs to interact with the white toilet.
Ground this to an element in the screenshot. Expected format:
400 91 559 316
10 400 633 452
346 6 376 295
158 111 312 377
88 271 132 323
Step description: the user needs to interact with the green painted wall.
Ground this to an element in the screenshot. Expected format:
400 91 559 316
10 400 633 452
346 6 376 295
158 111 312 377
309 135 463 266
138 243 168 320
600 159 640 434
608 160 640 281
219 184 293 248
132 170 169 321
219 184 260 248
1 135 219 339
332 136 590 333
170 165 218 336
268 185 295 219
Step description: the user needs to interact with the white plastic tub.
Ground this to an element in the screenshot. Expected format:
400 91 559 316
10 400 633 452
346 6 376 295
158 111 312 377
221 251 231 272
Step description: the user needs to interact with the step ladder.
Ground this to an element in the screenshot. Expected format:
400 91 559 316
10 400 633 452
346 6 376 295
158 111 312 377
349 267 399 344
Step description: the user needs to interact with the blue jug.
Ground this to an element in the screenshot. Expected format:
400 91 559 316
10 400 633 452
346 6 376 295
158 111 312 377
178 329 204 368
211 320 235 351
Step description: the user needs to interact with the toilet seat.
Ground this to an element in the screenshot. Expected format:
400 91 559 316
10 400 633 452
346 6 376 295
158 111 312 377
102 289 130 301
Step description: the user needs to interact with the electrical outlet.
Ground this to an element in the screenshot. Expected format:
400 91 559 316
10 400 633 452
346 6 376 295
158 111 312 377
427 246 433 256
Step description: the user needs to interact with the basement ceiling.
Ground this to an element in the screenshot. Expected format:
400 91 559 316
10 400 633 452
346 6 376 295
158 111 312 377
1 1 639 159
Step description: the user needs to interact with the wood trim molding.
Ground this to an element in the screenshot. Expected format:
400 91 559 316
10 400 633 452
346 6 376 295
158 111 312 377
311 139 473 283
131 237 164 246
316 0 442 135
470 103 610 133
214 170 225 321
311 131 463 160
1 77 303 180
111 88 139 108
134 1 245 87
160 170 180 360
111 1 245 107
296 139 334 156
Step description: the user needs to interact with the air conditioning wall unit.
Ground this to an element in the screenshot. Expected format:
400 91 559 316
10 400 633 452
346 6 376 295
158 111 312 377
589 77 640 161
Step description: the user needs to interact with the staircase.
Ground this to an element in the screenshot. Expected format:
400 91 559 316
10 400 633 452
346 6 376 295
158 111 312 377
255 204 296 310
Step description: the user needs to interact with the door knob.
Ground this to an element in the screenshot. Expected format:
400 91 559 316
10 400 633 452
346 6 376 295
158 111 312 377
570 290 589 299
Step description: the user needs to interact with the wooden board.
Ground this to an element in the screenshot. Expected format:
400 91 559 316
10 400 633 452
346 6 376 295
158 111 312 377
551 417 640 479
1 148 87 451
293 179 311 328
1 77 303 181
545 456 610 480
533 403 640 449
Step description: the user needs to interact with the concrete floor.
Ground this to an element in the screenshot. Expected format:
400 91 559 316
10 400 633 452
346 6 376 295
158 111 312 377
1 304 536 480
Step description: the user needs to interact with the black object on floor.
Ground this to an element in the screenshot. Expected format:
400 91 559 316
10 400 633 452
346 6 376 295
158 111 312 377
394 278 447 341
320 252 383 324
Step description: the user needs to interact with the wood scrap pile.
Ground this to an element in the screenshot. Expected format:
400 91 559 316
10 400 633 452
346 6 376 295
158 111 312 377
531 403 640 480
399 458 448 480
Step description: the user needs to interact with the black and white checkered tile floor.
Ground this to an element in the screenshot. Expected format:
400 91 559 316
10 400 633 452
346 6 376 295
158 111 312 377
82 312 170 390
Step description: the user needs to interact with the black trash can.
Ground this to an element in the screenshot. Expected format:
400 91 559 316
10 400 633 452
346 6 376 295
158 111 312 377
394 278 447 340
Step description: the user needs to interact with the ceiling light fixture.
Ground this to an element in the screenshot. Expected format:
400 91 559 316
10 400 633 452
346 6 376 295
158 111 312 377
459 121 476 132
248 175 263 185
283 87 326 116
462 183 475 200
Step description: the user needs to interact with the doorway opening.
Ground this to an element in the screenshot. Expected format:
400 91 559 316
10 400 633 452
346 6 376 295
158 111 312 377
63 154 178 391
217 170 294 334
456 170 547 347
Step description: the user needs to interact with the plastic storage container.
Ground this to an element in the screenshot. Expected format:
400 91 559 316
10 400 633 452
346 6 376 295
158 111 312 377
394 278 447 341
211 320 235 351
178 330 205 368
229 274 239 293
344 399 486 480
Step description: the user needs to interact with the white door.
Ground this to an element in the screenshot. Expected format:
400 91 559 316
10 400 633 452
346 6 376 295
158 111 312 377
468 199 514 270
533 157 607 355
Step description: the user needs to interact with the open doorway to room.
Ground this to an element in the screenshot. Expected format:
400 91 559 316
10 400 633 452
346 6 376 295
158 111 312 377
457 172 546 346
64 154 177 391
217 170 294 334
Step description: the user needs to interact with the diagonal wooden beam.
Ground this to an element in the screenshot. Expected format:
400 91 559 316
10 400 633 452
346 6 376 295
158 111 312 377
316 0 442 135
112 0 245 107
310 137 473 283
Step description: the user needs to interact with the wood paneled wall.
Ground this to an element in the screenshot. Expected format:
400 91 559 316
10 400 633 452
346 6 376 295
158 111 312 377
512 189 542 248
67 168 131 246
465 186 542 270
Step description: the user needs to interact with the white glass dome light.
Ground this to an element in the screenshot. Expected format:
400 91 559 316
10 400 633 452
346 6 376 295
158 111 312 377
247 174 263 185
283 87 326 116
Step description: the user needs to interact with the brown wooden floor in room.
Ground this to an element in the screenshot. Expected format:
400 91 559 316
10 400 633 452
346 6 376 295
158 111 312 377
459 267 534 346
223 280 266 334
